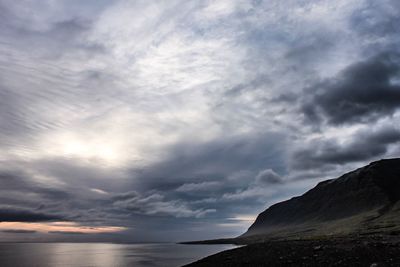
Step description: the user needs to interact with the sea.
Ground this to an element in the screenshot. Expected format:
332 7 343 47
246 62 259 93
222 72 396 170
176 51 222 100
0 243 234 267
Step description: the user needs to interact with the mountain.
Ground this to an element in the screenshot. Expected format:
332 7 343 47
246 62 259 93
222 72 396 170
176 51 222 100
241 158 400 240
184 159 400 266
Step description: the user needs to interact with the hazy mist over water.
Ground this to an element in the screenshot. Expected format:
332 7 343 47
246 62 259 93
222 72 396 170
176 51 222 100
0 243 234 267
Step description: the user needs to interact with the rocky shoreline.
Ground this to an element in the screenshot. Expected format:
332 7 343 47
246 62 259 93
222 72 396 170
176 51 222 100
183 235 400 267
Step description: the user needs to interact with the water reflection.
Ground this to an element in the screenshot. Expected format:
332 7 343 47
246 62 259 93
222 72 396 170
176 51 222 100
0 243 234 267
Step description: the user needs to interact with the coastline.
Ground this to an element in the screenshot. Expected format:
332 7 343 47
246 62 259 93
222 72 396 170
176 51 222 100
182 234 400 266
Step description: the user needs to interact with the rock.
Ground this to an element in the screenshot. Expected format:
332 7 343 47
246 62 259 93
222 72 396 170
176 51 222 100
314 245 322 251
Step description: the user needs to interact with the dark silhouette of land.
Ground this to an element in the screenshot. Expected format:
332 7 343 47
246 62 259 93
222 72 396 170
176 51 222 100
183 158 400 266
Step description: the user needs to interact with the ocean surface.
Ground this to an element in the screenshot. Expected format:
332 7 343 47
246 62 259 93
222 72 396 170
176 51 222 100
0 243 234 267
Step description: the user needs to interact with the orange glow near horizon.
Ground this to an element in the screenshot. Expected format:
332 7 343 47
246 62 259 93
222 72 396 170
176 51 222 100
0 221 126 234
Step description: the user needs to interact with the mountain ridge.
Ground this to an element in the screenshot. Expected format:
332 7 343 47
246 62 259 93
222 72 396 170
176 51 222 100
241 158 400 240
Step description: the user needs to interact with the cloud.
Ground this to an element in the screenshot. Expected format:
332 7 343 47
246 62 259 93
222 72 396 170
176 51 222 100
129 132 287 192
0 208 62 222
255 169 283 185
112 191 216 218
350 0 400 38
222 187 275 201
1 229 37 234
48 231 86 235
222 169 283 201
291 126 400 170
176 181 221 193
0 0 399 242
302 52 400 125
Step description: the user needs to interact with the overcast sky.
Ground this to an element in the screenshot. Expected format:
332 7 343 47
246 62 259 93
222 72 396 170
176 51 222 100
0 0 399 242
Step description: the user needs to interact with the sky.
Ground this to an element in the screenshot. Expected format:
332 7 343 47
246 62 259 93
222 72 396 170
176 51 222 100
0 0 399 242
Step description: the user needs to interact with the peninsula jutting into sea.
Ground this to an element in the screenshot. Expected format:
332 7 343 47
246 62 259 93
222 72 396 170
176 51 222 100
184 159 400 266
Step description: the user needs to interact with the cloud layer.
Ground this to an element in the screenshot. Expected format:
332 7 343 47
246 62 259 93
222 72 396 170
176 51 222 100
0 0 399 242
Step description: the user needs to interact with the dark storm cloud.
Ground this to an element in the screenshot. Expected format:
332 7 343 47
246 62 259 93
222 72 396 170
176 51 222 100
0 170 70 201
1 229 37 234
99 133 289 224
302 52 400 125
292 126 400 170
0 208 62 222
0 166 119 226
48 231 86 235
131 132 287 191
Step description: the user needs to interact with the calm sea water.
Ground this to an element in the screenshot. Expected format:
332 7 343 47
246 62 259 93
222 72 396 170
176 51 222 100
0 243 234 267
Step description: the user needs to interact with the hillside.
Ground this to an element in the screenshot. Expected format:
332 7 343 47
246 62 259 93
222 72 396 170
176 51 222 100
241 158 400 240
184 159 400 266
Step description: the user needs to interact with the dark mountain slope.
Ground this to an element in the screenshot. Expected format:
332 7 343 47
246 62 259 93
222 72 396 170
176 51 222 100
184 159 400 266
242 158 400 239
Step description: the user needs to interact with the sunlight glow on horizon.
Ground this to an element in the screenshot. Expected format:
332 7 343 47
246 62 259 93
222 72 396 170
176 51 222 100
0 221 127 234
